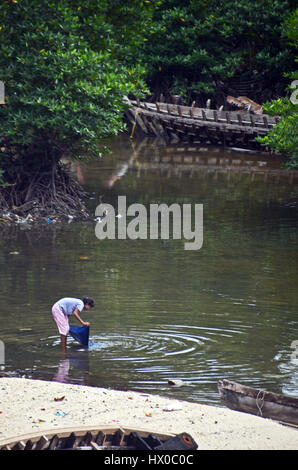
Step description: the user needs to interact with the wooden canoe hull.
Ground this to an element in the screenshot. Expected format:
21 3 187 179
0 425 197 451
218 379 298 426
0 425 174 450
125 100 279 147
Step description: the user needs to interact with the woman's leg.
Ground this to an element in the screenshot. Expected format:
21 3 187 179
60 334 67 351
52 304 69 351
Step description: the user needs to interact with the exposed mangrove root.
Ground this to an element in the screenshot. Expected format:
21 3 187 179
0 162 91 225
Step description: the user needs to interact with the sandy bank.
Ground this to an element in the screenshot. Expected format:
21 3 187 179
0 377 297 450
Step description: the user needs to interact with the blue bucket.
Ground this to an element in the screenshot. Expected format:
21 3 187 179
69 325 89 347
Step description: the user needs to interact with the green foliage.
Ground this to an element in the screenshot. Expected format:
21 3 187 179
256 10 297 167
257 97 298 167
0 0 151 185
285 8 298 45
141 0 296 101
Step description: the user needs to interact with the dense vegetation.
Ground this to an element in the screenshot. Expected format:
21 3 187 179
0 0 297 220
0 0 149 217
139 1 297 167
256 9 298 167
141 0 296 105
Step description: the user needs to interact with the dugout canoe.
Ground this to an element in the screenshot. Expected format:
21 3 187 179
0 425 198 450
218 379 298 426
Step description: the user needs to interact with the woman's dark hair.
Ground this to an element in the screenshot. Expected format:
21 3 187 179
82 297 95 308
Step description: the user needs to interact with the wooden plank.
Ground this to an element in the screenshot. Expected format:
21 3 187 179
35 435 49 450
132 108 148 134
130 106 271 136
16 440 26 450
237 114 243 126
112 428 125 446
95 431 106 445
48 434 60 450
90 441 102 450
130 101 278 126
24 440 34 450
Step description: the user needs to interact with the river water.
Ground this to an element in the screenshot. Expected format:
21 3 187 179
0 136 298 405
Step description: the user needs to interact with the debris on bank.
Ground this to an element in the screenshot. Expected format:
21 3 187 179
0 204 92 227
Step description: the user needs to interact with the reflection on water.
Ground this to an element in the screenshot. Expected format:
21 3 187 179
0 136 298 405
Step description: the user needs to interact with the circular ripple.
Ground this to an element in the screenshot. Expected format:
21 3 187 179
34 323 255 404
87 324 251 393
89 327 206 362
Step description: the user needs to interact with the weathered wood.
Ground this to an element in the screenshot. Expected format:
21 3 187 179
126 101 279 148
130 106 267 134
35 435 49 450
133 110 148 134
218 379 298 426
0 426 178 451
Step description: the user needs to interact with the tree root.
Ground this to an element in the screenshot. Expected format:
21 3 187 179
0 162 91 225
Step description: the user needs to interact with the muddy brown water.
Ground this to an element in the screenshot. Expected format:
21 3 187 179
0 136 297 405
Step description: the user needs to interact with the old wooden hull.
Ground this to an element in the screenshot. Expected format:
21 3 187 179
125 100 279 148
0 425 197 450
218 379 298 426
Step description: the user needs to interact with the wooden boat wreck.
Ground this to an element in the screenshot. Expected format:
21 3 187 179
125 99 279 149
218 379 298 426
0 425 198 450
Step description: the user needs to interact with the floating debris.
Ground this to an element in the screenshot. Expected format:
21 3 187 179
168 379 185 387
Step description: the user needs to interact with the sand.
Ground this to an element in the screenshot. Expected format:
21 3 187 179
0 377 297 450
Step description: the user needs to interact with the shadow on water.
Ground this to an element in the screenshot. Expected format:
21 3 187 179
0 136 298 405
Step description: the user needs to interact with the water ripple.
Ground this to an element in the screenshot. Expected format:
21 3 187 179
82 322 253 403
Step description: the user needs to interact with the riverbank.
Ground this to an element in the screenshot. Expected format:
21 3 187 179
0 377 297 450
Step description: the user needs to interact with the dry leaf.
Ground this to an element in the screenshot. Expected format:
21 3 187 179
54 396 65 402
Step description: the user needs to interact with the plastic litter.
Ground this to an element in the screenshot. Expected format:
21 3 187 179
162 403 183 412
69 325 89 347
